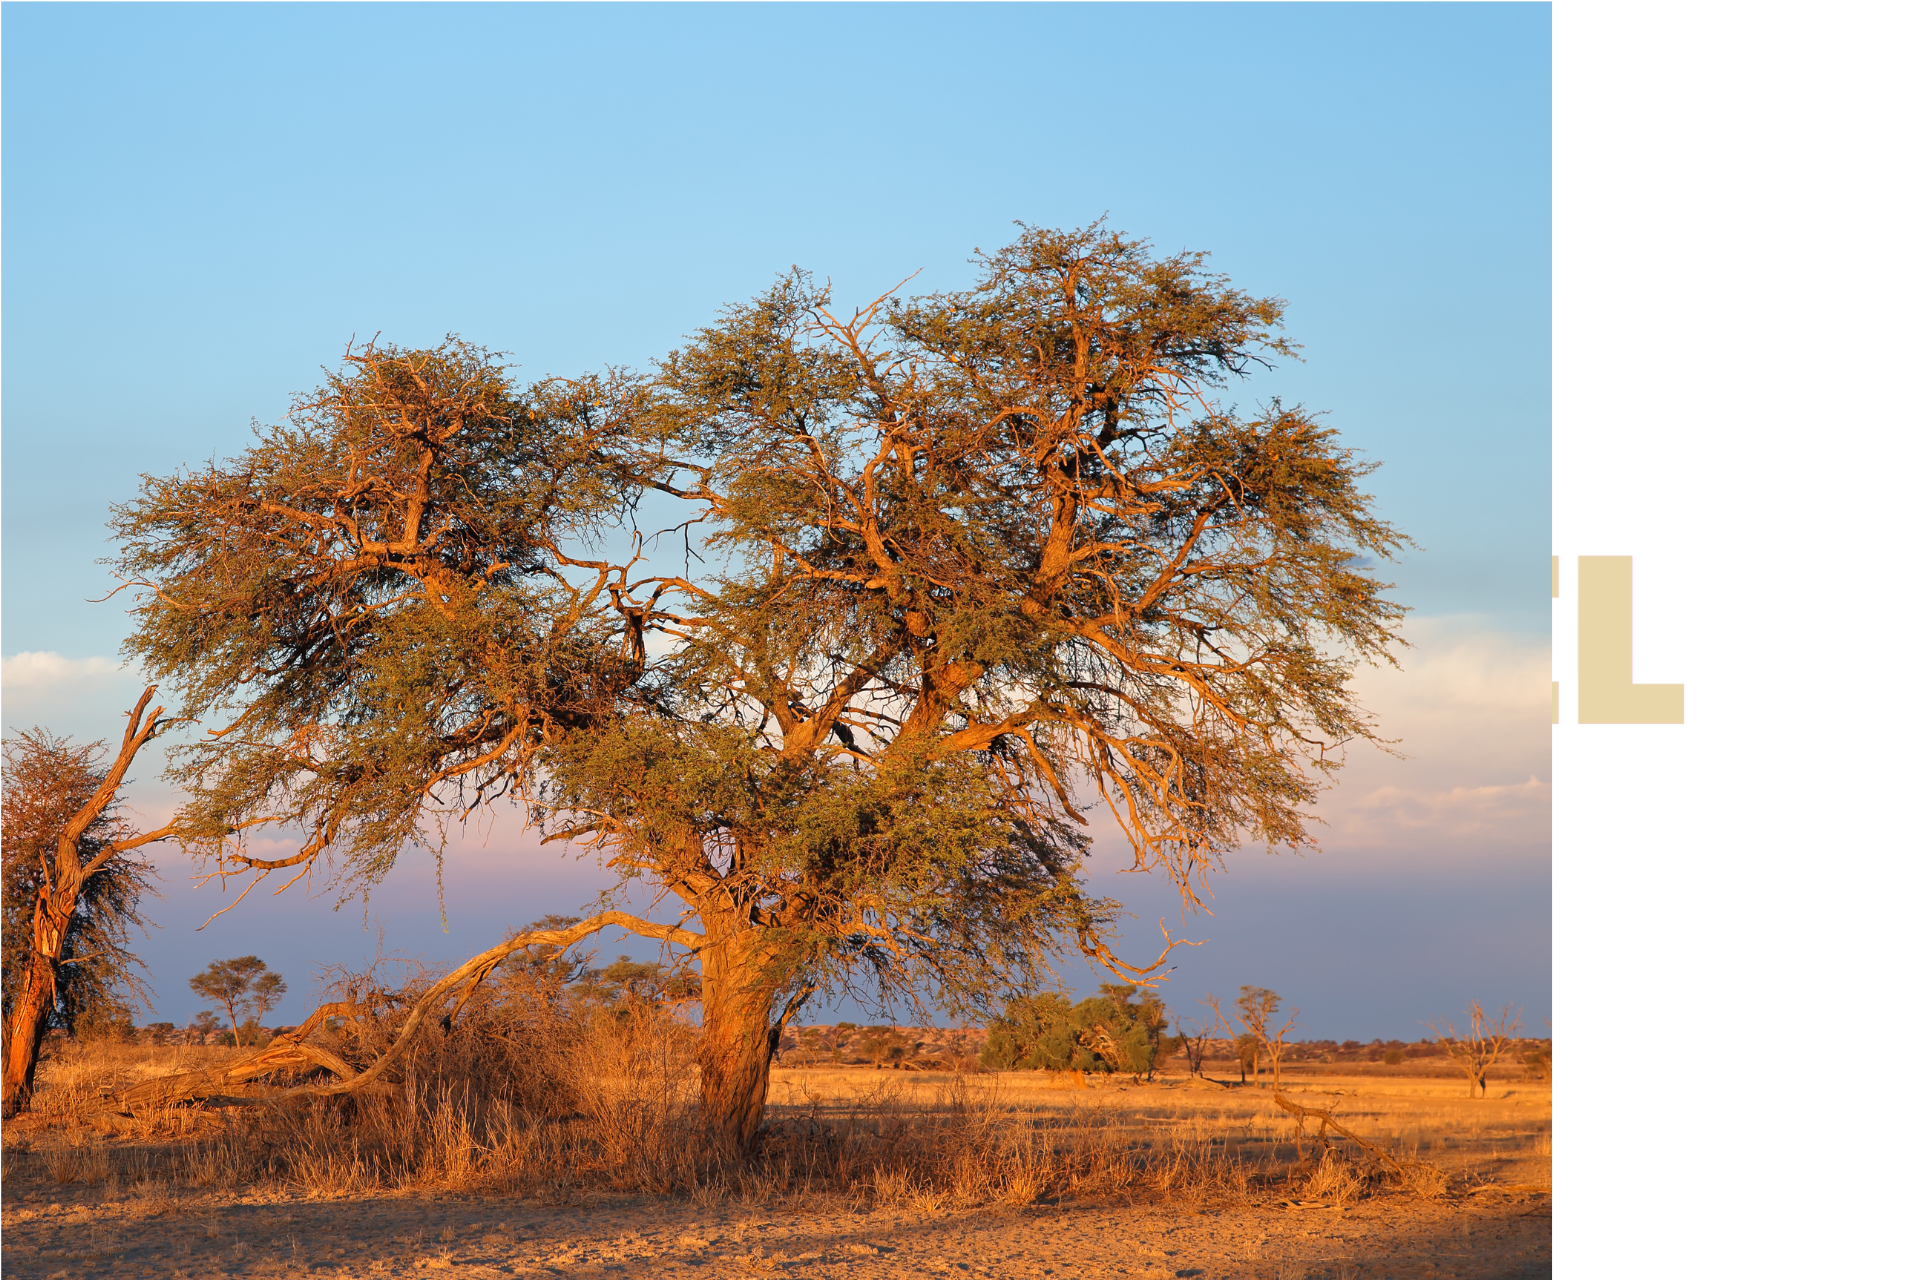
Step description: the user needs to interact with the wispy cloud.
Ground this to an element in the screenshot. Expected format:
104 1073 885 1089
2 651 148 741
1305 616 1550 863
1 651 125 690
1076 616 1549 874
1335 775 1549 848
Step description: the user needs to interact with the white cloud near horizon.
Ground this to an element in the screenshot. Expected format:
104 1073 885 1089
1336 775 1548 844
1 650 126 689
2 651 150 738
1082 615 1551 876
1308 615 1549 863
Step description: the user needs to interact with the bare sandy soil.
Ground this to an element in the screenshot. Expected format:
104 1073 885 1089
0 1187 1549 1279
1 1066 1550 1278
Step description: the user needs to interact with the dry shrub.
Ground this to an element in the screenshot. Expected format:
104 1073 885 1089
1300 1150 1363 1204
1280 1143 1447 1205
158 964 707 1197
0 1129 25 1182
22 1036 242 1135
1394 1158 1451 1199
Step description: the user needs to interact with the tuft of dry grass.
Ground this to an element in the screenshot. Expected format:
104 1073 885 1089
45 1135 111 1185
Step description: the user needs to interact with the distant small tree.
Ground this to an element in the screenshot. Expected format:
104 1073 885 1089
792 1026 827 1063
1207 985 1297 1088
1233 1033 1260 1082
1522 1037 1552 1082
582 954 701 1008
1528 1021 1552 1083
855 1025 911 1069
188 957 287 1043
982 995 1078 1070
1425 1002 1522 1098
73 1003 138 1043
1168 1006 1226 1079
1088 995 1151 1074
497 915 598 992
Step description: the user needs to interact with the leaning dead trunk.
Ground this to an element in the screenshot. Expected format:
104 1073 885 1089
1 893 76 1118
694 919 787 1157
77 913 696 1126
2 691 173 1119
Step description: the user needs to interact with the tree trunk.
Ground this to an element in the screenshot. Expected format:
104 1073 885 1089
695 921 782 1158
2 889 75 1118
3 687 172 1120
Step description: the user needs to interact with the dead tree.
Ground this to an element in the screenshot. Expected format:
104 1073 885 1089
1 690 176 1118
1206 986 1297 1087
1169 1008 1225 1079
1425 1001 1523 1098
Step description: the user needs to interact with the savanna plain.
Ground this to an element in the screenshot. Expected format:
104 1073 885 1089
2 1022 1549 1280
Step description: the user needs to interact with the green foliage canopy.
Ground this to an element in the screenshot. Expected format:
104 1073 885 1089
110 223 1406 1025
497 914 699 1006
188 955 287 1039
981 983 1168 1075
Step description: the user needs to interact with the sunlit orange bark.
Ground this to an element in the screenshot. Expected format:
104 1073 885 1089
1 690 173 1118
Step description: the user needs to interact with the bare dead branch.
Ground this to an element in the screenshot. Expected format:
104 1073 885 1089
85 911 703 1119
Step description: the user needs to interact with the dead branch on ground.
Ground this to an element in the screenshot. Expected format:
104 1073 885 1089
83 911 699 1124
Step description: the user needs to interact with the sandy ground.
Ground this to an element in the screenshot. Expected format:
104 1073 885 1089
0 1186 1549 1279
2 1062 1549 1278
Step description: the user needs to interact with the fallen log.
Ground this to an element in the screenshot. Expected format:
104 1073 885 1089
1270 1089 1408 1176
102 996 390 1114
89 910 700 1118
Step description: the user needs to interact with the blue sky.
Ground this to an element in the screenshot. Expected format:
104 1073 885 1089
2 2 1549 1039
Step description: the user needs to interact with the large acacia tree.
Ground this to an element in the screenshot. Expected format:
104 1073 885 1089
111 225 1405 1152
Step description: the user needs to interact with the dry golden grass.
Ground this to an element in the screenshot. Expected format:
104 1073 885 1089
1 1020 1552 1279
768 1066 1550 1201
6 1008 1547 1214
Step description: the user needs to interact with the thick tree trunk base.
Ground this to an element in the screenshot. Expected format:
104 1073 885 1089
695 925 785 1158
698 1023 781 1158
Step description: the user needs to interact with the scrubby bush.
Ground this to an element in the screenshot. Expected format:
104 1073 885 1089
981 986 1165 1075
